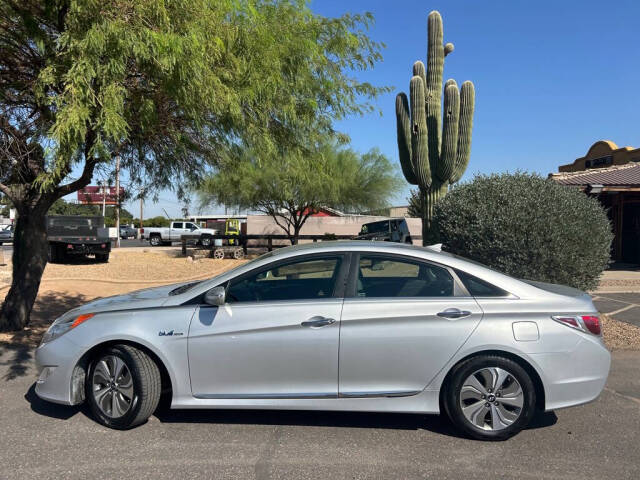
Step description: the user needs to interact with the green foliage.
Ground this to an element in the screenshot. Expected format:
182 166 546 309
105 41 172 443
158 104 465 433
395 11 475 243
1 0 389 329
198 142 403 242
434 173 613 291
1 0 388 198
141 216 171 228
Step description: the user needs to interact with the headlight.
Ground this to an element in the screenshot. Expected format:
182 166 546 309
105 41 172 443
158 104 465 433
40 312 95 345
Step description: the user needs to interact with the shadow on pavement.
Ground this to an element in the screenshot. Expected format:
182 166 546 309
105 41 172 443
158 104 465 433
0 291 89 381
153 406 557 438
24 383 81 421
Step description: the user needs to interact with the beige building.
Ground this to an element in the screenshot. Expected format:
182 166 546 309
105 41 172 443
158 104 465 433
551 140 640 264
558 140 640 172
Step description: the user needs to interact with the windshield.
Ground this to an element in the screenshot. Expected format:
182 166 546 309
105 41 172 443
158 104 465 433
169 250 276 295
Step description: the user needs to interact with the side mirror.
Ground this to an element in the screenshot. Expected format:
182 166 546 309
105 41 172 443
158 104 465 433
204 286 226 306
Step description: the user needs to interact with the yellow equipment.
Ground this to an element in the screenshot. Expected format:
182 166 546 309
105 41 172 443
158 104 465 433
225 218 241 245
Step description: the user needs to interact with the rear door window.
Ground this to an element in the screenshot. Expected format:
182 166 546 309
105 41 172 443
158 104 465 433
356 255 454 298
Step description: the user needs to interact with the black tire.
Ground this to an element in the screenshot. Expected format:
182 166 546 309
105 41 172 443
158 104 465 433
149 234 161 247
86 345 161 430
95 253 109 263
443 354 536 441
200 235 212 247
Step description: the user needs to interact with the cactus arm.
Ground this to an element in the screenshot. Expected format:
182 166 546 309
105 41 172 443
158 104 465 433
412 61 427 96
395 92 417 185
409 76 431 188
426 11 446 167
436 83 460 182
444 78 457 90
450 80 475 183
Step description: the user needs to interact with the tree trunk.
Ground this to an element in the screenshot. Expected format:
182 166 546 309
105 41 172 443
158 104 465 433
0 201 51 332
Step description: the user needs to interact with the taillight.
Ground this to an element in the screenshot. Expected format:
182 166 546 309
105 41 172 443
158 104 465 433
551 315 602 336
140 228 144 233
581 315 601 335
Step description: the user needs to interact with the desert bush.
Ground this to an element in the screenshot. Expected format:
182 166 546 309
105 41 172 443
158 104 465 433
434 172 613 290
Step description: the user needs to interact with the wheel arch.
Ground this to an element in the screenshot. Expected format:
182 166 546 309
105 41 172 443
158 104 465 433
438 349 546 411
73 339 173 404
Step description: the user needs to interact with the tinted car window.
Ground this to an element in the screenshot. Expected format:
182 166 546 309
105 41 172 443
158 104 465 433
357 255 454 298
173 222 183 229
455 270 509 297
227 256 342 302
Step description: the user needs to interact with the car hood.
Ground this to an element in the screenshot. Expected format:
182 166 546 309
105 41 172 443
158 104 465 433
65 282 193 316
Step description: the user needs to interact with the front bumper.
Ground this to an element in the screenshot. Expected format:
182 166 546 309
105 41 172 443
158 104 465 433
531 336 611 411
35 336 86 406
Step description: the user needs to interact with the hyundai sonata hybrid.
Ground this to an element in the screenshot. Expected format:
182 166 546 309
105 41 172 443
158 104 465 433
35 241 610 440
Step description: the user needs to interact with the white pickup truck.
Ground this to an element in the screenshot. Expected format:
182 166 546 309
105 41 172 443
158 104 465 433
140 221 218 247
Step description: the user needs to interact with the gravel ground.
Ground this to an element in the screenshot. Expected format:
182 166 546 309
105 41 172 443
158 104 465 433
0 249 638 350
601 314 640 350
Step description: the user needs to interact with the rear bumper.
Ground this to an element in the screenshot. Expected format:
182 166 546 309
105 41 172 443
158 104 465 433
51 241 111 255
530 337 611 411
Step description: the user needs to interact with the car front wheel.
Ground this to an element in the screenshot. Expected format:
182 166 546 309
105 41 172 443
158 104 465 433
443 355 536 440
86 345 161 429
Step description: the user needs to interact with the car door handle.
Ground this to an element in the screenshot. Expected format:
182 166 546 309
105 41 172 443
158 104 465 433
437 308 472 319
301 316 336 328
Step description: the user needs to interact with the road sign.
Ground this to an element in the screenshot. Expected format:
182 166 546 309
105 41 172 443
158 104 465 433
77 186 125 205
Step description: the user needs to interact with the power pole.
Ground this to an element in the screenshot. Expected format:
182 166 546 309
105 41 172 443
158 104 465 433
101 180 106 217
139 187 144 241
115 155 120 248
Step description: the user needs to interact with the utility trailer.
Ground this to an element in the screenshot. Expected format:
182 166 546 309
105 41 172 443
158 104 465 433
46 215 111 263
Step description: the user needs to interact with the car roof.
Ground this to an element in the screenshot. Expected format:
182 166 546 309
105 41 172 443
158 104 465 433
170 240 554 303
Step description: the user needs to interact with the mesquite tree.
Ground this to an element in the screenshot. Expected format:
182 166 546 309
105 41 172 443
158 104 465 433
198 143 403 245
0 0 386 331
395 11 475 244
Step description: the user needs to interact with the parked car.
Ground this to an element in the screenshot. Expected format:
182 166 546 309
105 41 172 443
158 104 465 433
119 225 137 239
140 221 218 246
35 241 610 439
356 218 413 243
0 225 13 244
46 215 111 263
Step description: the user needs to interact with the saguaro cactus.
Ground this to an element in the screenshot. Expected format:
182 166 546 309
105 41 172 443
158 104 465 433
396 11 475 244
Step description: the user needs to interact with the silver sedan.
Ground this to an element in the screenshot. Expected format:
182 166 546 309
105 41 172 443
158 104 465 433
35 241 610 440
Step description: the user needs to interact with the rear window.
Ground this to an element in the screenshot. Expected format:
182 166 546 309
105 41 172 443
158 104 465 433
455 270 509 297
360 221 389 234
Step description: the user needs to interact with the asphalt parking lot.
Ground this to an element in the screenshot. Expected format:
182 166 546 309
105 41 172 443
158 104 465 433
0 348 638 480
593 293 640 327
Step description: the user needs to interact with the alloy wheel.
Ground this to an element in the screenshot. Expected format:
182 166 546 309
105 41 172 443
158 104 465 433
92 355 134 419
459 367 524 431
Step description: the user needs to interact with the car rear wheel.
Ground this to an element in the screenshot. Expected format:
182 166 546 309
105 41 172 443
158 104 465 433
200 236 212 247
149 234 161 247
443 355 536 440
86 345 161 430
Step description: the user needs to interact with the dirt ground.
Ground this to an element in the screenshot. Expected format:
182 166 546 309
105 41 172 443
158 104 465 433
0 248 639 350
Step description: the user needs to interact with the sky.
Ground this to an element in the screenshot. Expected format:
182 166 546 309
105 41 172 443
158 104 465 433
82 0 640 218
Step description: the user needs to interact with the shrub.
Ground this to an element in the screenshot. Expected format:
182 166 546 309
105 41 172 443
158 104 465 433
434 172 613 291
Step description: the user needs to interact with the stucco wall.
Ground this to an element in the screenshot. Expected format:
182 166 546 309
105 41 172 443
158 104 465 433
246 215 422 245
